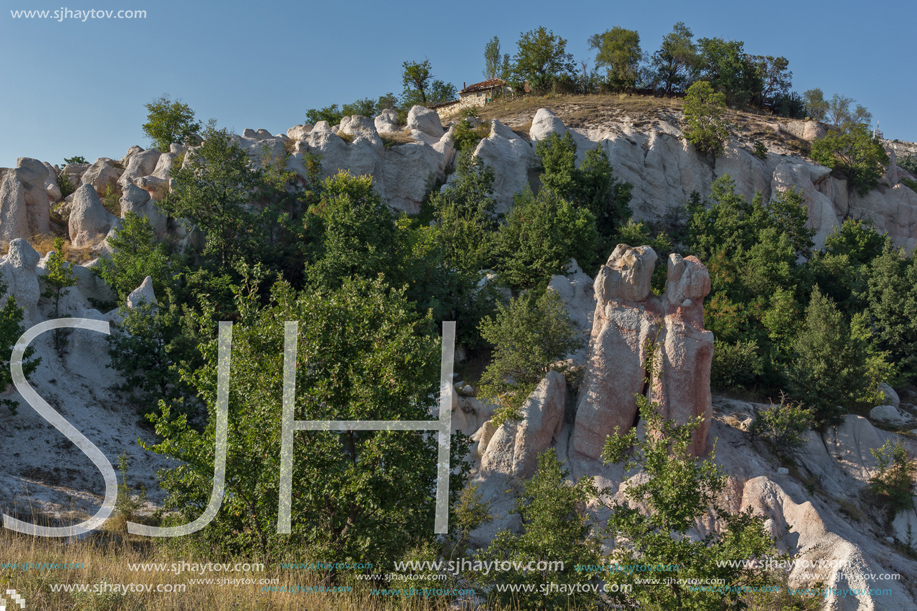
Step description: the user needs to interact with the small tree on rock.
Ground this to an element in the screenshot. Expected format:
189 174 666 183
683 81 731 159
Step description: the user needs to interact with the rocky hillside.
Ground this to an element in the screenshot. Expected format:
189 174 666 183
1 97 917 610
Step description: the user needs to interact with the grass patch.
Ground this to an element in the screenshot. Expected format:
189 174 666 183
380 130 416 149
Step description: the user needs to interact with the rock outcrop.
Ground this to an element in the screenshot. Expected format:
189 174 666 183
69 183 117 248
571 245 713 459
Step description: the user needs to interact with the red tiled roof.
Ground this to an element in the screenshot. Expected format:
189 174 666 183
459 79 506 94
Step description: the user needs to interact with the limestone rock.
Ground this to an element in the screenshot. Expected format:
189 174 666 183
119 185 167 240
118 149 162 189
80 159 122 195
595 244 657 303
406 105 445 138
869 405 915 426
0 159 54 242
0 238 41 322
472 122 538 213
339 115 382 148
126 276 157 309
60 162 90 192
529 108 566 142
69 184 116 248
287 124 312 141
879 383 901 408
120 145 144 167
374 109 400 134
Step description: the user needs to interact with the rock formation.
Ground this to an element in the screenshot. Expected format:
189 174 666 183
571 245 713 459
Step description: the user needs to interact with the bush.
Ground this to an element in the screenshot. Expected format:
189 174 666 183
481 449 601 610
750 396 813 458
753 140 768 159
40 237 77 356
496 187 598 291
683 81 731 158
711 339 763 391
869 439 917 512
0 279 40 415
142 94 202 151
534 132 632 240
57 173 76 199
94 213 172 302
810 123 888 195
789 287 886 425
477 290 583 425
601 378 784 609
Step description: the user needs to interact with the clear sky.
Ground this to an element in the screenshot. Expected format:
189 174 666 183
0 0 913 168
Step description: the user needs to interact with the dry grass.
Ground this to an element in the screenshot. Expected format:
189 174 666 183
0 527 472 611
380 130 416 149
0 233 103 265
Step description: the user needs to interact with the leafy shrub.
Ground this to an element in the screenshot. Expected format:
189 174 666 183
711 339 763 391
478 290 582 425
601 377 784 609
481 449 601 610
63 155 88 166
869 439 917 512
683 80 731 158
40 237 77 356
56 172 76 199
0 279 40 415
534 131 632 241
496 187 598 290
753 140 768 159
94 213 172 302
810 123 889 195
142 94 202 151
750 396 813 458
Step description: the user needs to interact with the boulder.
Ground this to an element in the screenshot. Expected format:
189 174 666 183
69 184 116 248
406 105 445 138
879 382 901 408
119 185 167 240
80 159 122 195
374 109 400 134
120 145 144 167
469 372 566 547
287 124 312 141
529 108 566 142
339 115 382 148
869 404 915 426
118 149 162 189
126 276 157 309
472 122 538 213
0 238 42 322
655 254 714 455
771 160 838 248
60 162 90 192
594 244 657 303
0 159 55 242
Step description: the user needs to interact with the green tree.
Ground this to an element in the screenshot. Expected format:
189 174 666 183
401 59 456 106
789 286 885 425
810 123 888 195
482 449 601 610
683 80 731 158
496 187 599 291
749 55 792 108
534 132 632 241
160 125 263 267
94 213 172 302
511 27 575 93
588 27 643 91
827 93 853 126
869 439 917 513
41 237 77 356
148 276 468 566
305 172 399 290
651 22 698 94
861 244 917 377
477 290 582 424
696 37 762 106
305 104 343 125
602 386 785 610
803 88 829 121
750 396 813 458
483 36 502 80
142 95 202 151
429 152 499 275
0 280 40 415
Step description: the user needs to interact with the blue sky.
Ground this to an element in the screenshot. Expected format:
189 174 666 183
0 0 913 167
